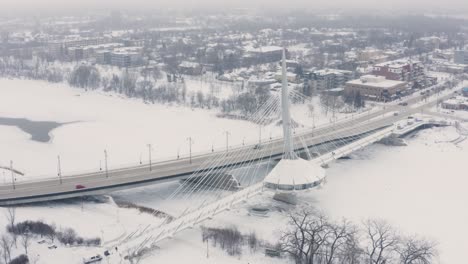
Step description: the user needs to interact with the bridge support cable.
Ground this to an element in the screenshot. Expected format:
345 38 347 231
287 90 363 155
114 94 284 253
173 100 282 216
167 95 281 206
288 90 395 161
288 91 361 158
164 95 281 204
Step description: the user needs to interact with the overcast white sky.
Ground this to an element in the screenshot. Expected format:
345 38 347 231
0 0 466 11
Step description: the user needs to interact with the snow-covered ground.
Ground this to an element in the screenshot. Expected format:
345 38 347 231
0 79 272 179
311 125 468 264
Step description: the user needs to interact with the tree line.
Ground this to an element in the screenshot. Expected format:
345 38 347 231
0 57 274 119
280 210 437 264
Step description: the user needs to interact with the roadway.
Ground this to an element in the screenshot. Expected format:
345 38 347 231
0 85 462 205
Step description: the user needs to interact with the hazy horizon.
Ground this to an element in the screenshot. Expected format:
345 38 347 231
0 0 467 14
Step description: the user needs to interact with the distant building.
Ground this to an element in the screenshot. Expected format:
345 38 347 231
442 96 468 111
96 50 112 64
434 62 468 74
178 61 204 75
274 71 298 83
69 43 124 61
454 50 468 65
357 48 384 62
47 36 109 57
244 46 283 64
109 47 143 68
305 68 354 91
345 75 407 101
463 87 468 97
372 59 425 88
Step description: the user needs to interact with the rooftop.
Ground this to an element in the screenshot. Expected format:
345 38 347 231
375 59 421 68
246 46 283 53
347 75 406 88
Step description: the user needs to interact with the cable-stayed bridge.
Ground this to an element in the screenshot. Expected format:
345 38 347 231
0 85 458 205
0 49 462 263
0 84 458 206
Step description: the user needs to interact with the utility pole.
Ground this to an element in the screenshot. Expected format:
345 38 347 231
258 124 262 145
104 149 108 178
224 131 230 154
57 155 62 184
10 160 15 190
147 144 152 171
187 137 193 164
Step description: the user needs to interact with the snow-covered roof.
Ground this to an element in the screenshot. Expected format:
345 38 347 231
263 158 325 191
246 46 283 53
374 59 422 68
347 75 406 88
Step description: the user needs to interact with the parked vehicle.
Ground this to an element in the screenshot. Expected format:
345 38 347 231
83 254 102 264
75 184 86 190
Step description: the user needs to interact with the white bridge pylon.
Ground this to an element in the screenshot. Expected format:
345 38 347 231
263 47 325 191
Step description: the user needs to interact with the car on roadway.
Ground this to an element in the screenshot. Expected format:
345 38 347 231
393 111 400 116
398 102 408 106
75 184 86 190
83 254 102 264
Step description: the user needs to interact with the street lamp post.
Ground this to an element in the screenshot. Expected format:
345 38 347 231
258 124 262 145
224 131 230 154
57 155 62 184
147 144 152 171
10 160 15 190
104 149 108 178
187 137 193 164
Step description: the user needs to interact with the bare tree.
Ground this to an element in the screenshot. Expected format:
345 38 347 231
323 219 357 264
5 207 17 247
0 235 13 264
20 230 31 256
364 219 400 264
280 210 331 264
397 236 437 264
338 230 364 264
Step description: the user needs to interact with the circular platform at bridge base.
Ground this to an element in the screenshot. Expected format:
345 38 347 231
263 158 326 191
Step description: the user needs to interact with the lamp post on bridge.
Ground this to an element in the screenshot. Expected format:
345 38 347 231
57 155 62 185
10 160 15 190
224 131 230 154
104 149 108 178
258 124 262 145
147 144 153 172
187 137 194 164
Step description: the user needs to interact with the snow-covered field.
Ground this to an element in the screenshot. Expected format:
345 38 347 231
312 126 468 264
0 79 274 179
